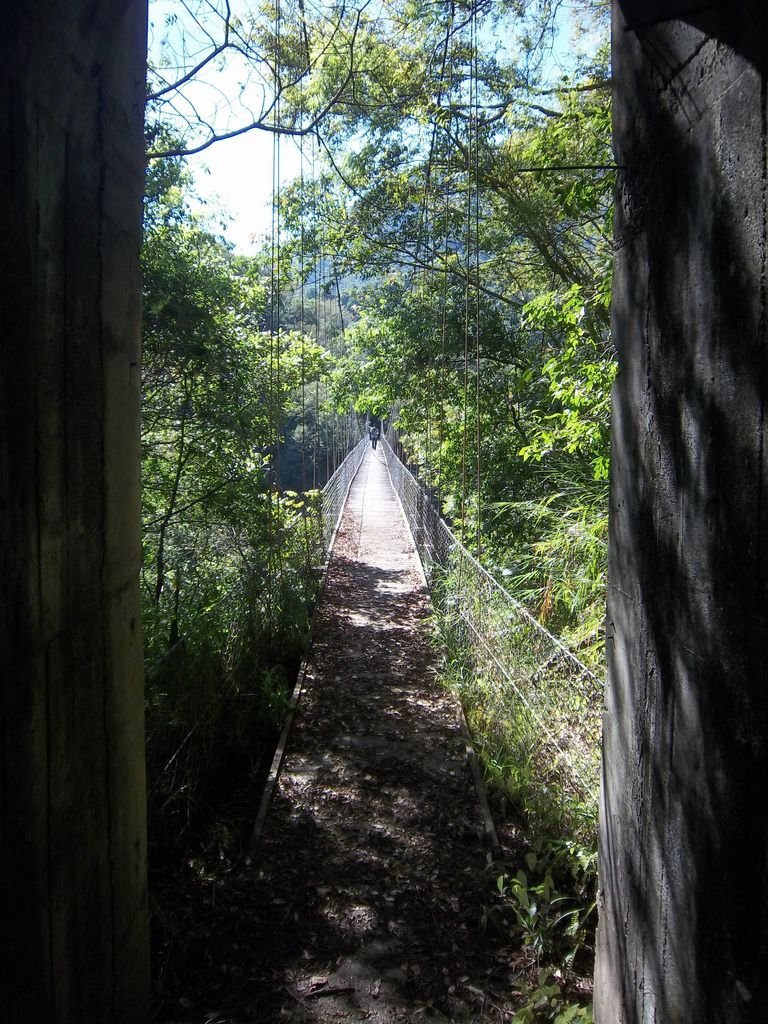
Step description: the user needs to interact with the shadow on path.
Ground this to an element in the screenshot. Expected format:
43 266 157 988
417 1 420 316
154 450 516 1022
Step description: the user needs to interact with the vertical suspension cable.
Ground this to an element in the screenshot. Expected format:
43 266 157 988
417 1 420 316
299 117 307 493
333 268 350 462
438 171 450 510
472 2 482 558
437 38 455 515
460 13 473 552
275 0 282 508
312 136 321 489
430 4 456 508
420 120 435 496
297 7 313 567
422 4 454 499
322 249 330 481
267 0 284 598
297 1 311 498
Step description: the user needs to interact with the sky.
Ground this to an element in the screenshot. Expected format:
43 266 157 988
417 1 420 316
148 0 299 252
186 131 302 254
148 0 595 255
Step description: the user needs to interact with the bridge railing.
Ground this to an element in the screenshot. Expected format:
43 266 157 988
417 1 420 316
320 434 369 551
144 432 367 834
382 435 603 833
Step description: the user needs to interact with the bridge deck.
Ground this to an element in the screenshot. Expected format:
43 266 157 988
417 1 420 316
248 446 505 1021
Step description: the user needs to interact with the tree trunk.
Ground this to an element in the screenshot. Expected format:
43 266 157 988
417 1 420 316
596 3 768 1021
0 2 149 1021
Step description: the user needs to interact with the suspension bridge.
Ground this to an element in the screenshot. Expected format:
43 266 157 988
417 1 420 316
160 433 601 1022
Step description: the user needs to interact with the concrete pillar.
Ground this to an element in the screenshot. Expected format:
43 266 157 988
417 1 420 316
0 2 149 1021
596 3 767 1021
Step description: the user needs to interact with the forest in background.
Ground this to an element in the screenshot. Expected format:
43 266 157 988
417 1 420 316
143 1 612 1017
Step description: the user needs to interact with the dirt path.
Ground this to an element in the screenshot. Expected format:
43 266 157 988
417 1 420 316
155 448 522 1022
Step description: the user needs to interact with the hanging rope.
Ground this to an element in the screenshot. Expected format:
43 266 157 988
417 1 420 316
436 33 455 515
312 134 321 490
459 13 472 553
274 0 282 504
297 6 310 496
299 117 307 493
456 2 483 559
266 0 284 599
413 4 455 502
472 2 482 559
334 267 355 465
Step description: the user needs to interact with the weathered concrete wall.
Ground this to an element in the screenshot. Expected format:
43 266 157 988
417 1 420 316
596 3 767 1021
0 2 149 1021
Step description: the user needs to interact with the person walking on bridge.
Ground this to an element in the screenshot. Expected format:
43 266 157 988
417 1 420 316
369 423 380 450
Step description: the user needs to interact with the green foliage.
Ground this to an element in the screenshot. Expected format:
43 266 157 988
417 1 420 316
494 490 608 661
518 285 615 482
302 22 614 944
481 836 596 1022
430 541 601 1006
142 150 332 840
492 840 597 968
145 3 614 1010
144 491 325 839
435 587 601 849
303 24 616 643
510 971 593 1024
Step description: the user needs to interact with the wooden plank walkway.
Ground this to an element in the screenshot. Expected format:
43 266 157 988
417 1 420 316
246 446 505 1022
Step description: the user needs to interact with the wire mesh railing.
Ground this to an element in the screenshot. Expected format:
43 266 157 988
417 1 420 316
382 435 603 827
320 433 369 551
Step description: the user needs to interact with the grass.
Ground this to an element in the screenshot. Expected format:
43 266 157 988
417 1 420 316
429 566 601 1021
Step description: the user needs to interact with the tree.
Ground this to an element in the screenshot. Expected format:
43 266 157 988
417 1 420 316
146 0 420 157
140 146 340 845
295 3 615 650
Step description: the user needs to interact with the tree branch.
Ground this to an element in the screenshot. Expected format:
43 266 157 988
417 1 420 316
147 4 368 159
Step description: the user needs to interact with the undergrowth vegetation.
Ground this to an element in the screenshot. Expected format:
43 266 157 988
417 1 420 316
143 496 324 844
141 146 346 850
432 566 599 1021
